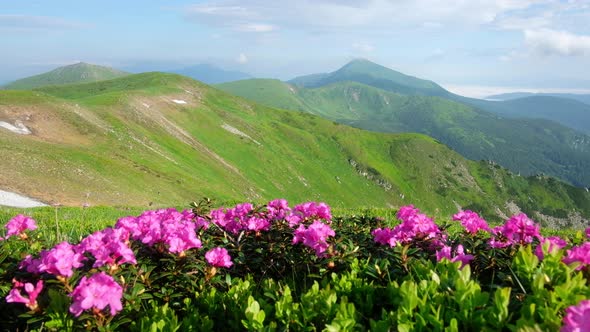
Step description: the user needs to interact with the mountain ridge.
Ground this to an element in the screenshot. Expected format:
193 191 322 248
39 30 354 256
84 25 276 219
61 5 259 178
217 61 590 187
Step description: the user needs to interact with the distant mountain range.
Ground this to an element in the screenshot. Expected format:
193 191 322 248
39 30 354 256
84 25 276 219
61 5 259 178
165 64 252 84
487 92 590 105
1 71 589 224
3 62 129 89
218 59 590 187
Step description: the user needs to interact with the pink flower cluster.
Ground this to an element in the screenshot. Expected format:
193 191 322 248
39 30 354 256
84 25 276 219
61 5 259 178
293 221 336 257
535 236 567 260
69 272 123 317
372 205 441 247
436 244 474 268
115 208 202 254
6 279 43 311
452 210 489 234
79 227 136 268
563 242 590 270
2 214 37 240
21 242 85 277
211 203 270 234
489 213 541 248
562 299 590 332
286 202 332 227
205 247 233 268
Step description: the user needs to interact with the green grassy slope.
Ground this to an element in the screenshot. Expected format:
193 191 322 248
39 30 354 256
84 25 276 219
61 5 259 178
3 62 129 90
0 73 588 224
218 79 590 187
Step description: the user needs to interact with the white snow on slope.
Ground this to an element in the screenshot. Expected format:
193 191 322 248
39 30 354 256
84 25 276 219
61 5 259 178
0 121 31 135
0 190 47 208
172 99 187 104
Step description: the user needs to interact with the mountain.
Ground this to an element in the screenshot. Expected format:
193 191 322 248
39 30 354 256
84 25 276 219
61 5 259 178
289 58 449 97
3 62 129 90
217 62 590 187
450 94 590 134
487 92 590 105
166 64 252 84
0 72 588 225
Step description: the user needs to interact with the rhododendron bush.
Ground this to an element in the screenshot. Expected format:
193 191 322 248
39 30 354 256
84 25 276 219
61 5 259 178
0 200 589 331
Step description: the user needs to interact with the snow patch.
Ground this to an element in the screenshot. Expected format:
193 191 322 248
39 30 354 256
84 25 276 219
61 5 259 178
0 121 31 135
221 123 261 145
142 103 151 108
172 99 187 105
0 190 47 208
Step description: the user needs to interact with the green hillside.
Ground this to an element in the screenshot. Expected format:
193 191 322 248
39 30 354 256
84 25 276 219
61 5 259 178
3 62 129 90
0 73 588 224
218 70 590 187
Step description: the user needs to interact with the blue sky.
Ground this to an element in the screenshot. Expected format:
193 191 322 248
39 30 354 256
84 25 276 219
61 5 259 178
1 0 590 97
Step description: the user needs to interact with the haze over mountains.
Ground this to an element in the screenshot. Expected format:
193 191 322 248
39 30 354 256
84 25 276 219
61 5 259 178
487 92 590 106
165 64 252 84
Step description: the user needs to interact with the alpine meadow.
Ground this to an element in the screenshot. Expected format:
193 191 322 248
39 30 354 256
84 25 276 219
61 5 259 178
2 2 590 331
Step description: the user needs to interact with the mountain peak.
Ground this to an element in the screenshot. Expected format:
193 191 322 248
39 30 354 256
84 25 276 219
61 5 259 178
290 59 448 97
4 62 129 90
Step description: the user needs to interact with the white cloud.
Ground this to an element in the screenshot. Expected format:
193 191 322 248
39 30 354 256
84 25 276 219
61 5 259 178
236 23 276 32
236 53 248 63
352 42 375 53
525 29 590 56
184 0 540 31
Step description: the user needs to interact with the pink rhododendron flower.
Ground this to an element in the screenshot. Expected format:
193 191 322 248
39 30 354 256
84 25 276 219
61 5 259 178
4 214 37 239
6 279 43 310
286 202 332 227
372 205 441 247
436 244 474 268
266 199 291 221
19 255 43 274
489 213 541 248
210 203 255 234
79 228 136 268
563 242 590 270
115 208 202 254
372 228 397 247
586 227 590 239
453 210 490 234
535 236 567 260
562 299 590 332
194 216 210 230
37 242 85 277
69 272 123 317
246 216 270 232
292 221 335 257
205 247 233 268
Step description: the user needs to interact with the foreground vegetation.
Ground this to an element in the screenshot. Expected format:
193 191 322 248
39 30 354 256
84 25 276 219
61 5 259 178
1 201 589 331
